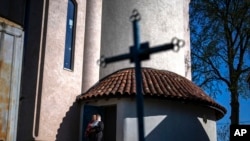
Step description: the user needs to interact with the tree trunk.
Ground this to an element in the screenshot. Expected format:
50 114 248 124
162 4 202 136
230 90 239 125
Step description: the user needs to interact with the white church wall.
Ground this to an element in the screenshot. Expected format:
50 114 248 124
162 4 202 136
32 0 86 140
100 0 191 80
80 96 217 141
119 98 217 141
197 115 217 141
82 0 102 92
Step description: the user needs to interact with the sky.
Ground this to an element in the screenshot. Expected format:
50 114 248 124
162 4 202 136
192 67 250 140
214 85 250 140
188 1 250 138
216 89 250 125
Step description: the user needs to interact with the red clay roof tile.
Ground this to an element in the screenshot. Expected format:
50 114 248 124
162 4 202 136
77 67 226 119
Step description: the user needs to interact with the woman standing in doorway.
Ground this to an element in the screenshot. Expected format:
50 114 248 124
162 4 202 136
95 114 104 141
85 114 98 141
85 114 104 141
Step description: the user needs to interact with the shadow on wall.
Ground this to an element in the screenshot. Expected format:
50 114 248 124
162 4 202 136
56 101 81 141
145 114 210 141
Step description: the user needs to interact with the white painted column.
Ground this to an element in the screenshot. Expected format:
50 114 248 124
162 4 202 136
0 20 24 141
82 0 103 92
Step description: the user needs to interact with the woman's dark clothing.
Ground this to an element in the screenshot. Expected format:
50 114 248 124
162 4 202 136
88 121 104 141
88 130 96 141
96 121 104 141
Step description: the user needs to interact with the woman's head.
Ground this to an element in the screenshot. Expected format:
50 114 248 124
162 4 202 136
91 114 97 121
96 114 101 121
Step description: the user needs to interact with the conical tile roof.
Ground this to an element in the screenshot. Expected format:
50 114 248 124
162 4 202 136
77 67 226 119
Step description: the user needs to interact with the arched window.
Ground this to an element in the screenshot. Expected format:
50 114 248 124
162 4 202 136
64 0 76 70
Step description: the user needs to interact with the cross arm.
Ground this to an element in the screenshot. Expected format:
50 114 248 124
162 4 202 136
98 53 132 67
97 37 185 67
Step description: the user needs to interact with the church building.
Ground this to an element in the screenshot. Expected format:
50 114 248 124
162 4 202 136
0 0 226 141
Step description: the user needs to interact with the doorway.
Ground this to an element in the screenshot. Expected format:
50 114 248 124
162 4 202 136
102 105 116 141
82 104 117 141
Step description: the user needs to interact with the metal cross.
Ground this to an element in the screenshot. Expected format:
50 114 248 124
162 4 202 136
98 9 185 141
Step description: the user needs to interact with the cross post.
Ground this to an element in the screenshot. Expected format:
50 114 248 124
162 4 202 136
98 9 185 141
131 9 145 141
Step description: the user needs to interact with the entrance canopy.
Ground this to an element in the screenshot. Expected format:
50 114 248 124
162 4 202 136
77 67 226 120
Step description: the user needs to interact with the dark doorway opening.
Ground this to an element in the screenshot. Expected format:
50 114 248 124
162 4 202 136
82 104 116 141
102 105 116 141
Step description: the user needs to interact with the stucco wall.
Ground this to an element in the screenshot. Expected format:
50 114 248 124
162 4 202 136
82 0 102 92
120 98 217 141
32 0 86 140
81 98 217 141
100 0 191 80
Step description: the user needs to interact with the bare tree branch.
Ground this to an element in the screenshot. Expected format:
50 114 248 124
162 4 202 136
190 0 250 125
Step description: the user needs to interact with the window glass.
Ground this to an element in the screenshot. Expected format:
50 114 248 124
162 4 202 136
64 0 75 70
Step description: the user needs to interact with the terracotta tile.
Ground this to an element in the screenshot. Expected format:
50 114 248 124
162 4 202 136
77 67 226 119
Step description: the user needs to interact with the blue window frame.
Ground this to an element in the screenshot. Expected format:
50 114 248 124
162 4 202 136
64 0 76 70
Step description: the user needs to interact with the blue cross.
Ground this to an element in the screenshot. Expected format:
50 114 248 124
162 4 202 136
98 9 185 141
